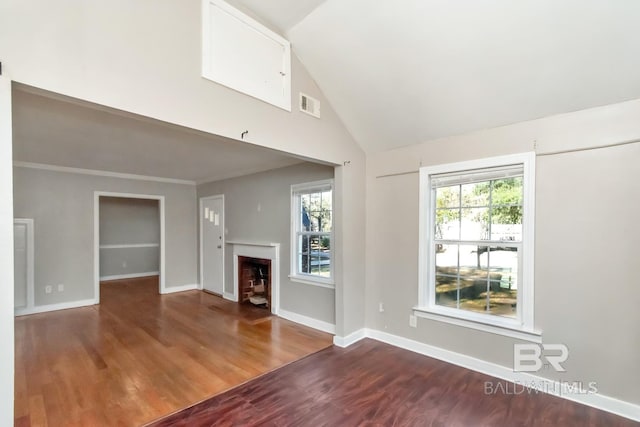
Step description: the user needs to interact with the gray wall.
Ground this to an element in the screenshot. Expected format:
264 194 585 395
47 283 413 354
366 101 640 405
198 162 336 324
99 197 160 278
13 167 198 306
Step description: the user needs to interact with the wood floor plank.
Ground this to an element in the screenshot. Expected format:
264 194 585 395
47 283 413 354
14 276 333 426
149 339 638 427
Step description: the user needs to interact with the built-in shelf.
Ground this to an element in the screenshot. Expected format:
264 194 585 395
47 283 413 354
99 243 159 249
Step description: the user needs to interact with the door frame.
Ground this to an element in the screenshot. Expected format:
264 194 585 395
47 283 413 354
199 194 225 295
0 70 15 427
94 191 165 302
13 218 35 315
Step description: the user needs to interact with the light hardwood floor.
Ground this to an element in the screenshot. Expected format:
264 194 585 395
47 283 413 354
14 276 333 426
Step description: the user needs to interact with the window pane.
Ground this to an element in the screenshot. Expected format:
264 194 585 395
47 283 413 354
298 236 311 273
301 194 311 210
487 248 518 318
298 235 310 274
456 244 488 314
487 280 517 318
320 211 332 232
435 274 458 308
308 234 331 277
310 251 321 275
461 182 490 207
453 246 519 317
309 211 321 231
435 208 459 240
322 190 332 208
460 207 489 240
436 185 460 208
301 194 311 231
435 244 458 309
299 235 310 254
491 206 522 241
304 190 333 233
491 177 523 206
309 192 320 210
435 243 458 272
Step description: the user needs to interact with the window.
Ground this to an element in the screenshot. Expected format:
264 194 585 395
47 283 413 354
417 153 536 338
202 0 291 110
290 180 333 287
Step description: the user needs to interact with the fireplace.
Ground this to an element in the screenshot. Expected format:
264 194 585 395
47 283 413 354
230 241 280 315
238 256 271 308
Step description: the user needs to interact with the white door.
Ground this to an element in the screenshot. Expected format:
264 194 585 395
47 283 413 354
200 195 224 295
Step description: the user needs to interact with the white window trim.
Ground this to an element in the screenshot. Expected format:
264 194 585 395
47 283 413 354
290 179 335 288
417 152 538 339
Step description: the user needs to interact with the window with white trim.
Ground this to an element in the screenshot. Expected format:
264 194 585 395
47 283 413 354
417 153 536 334
290 180 333 286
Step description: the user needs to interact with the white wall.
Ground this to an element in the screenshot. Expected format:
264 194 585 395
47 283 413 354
366 98 640 407
198 162 336 324
0 76 15 427
13 167 198 305
0 0 362 165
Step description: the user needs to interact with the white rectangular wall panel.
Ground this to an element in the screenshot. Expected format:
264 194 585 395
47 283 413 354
202 0 291 111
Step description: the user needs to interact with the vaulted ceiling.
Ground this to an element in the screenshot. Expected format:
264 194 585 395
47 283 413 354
236 0 640 153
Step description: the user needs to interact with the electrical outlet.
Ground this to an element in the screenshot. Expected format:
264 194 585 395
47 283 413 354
57 284 64 292
378 302 384 313
45 285 52 294
409 315 417 328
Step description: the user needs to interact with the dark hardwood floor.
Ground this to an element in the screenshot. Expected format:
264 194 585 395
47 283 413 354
14 276 333 426
149 339 637 427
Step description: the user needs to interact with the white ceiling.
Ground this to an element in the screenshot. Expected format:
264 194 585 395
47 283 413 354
12 86 304 183
264 0 640 153
229 0 326 34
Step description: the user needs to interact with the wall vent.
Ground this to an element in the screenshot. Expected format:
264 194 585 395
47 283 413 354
299 93 321 118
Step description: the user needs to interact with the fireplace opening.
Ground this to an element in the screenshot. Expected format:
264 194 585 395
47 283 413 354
238 256 271 309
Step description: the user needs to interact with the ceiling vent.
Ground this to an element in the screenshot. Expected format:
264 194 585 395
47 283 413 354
299 93 321 118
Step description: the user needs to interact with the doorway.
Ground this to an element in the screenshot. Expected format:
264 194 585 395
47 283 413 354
200 195 225 296
94 191 165 302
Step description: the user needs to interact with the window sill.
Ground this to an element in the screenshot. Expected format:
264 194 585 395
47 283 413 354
289 275 335 289
412 307 542 343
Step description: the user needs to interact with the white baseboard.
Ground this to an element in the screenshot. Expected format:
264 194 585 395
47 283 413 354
333 328 367 348
15 298 97 316
223 291 237 302
278 308 336 334
100 272 159 281
160 284 199 294
347 328 639 422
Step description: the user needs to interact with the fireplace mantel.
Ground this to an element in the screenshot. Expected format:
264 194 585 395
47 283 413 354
226 240 279 247
229 241 280 315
